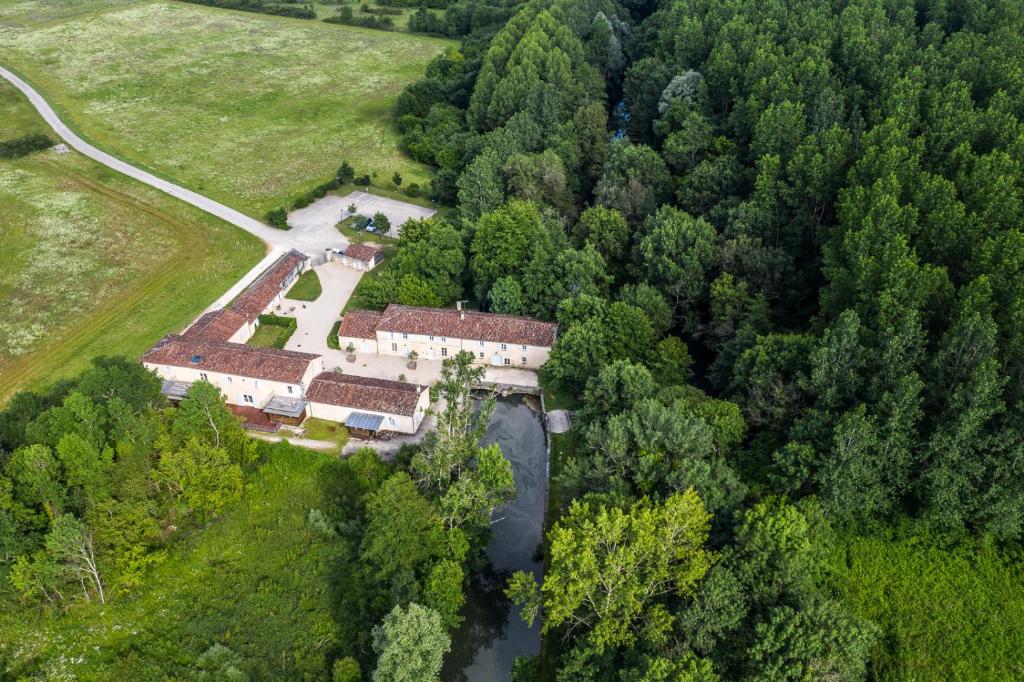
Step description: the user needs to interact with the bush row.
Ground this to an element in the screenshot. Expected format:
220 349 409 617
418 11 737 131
324 7 395 29
178 0 316 19
0 133 53 159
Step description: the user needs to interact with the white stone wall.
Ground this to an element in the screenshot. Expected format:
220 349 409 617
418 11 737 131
373 331 551 368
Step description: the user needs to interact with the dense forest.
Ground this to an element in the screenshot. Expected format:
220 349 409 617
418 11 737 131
386 0 1024 677
3 0 1024 679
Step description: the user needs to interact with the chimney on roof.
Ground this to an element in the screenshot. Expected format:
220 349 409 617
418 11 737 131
457 300 465 320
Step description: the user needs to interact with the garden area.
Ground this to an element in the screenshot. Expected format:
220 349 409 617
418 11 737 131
285 270 322 301
0 0 453 218
0 79 262 402
247 314 297 348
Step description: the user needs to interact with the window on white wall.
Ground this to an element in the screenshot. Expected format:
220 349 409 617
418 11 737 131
402 333 408 340
521 344 527 351
226 377 232 383
521 357 527 364
391 343 398 352
199 372 208 381
500 343 507 351
243 394 254 404
478 352 484 359
504 358 511 365
429 335 435 341
478 340 484 347
254 380 260 389
441 347 448 357
287 386 293 394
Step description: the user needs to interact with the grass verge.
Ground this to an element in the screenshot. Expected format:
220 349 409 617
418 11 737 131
285 269 322 301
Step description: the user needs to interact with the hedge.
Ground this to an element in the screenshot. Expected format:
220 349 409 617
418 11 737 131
0 133 53 159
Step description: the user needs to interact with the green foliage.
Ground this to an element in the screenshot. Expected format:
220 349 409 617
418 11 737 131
371 603 450 681
0 132 53 158
510 490 712 652
265 207 289 229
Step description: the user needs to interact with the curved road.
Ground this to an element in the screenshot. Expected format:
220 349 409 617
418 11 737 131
0 65 290 248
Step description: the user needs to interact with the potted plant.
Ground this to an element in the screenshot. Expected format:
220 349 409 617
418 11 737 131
345 343 356 363
407 350 419 370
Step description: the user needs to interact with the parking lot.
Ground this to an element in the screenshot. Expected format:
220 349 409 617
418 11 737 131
286 190 437 240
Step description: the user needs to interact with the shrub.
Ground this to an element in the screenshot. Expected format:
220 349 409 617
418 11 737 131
372 212 391 234
265 207 289 229
292 196 310 210
404 183 421 197
0 133 53 158
392 172 402 187
337 161 355 184
357 174 372 186
178 0 315 19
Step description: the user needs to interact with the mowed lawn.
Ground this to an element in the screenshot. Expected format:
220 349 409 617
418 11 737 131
0 80 264 401
0 0 454 217
0 444 341 679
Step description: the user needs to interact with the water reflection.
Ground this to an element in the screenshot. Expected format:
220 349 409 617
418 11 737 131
442 395 547 681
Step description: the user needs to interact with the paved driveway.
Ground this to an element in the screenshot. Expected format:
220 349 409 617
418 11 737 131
282 263 362 355
288 191 436 239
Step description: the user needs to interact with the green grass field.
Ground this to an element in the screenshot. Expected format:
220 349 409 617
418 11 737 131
826 532 1024 681
285 269 322 301
0 0 454 218
0 79 263 402
247 321 295 348
0 443 342 679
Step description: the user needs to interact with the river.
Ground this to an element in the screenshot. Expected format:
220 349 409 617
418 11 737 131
442 395 548 682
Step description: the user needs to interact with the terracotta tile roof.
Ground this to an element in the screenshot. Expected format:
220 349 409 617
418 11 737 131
181 309 248 342
306 371 426 417
142 335 319 384
229 250 307 321
338 310 383 340
376 304 557 347
344 243 382 263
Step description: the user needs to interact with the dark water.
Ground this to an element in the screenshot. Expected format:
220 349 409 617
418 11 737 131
442 395 548 682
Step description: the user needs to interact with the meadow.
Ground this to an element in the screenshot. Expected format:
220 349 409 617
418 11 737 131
826 532 1024 680
0 0 453 218
0 79 263 401
1 443 342 679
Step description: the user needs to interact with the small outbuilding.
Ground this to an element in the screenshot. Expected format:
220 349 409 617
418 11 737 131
329 243 383 271
305 371 429 436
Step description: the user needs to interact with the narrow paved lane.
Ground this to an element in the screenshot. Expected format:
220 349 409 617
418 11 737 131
0 65 289 248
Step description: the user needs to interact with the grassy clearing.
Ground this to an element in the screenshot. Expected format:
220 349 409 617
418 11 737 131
286 269 322 301
0 79 264 402
825 532 1024 681
302 416 350 448
1 443 341 679
0 0 454 218
540 376 581 412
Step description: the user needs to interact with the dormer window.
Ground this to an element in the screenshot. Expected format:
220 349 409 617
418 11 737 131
191 354 202 365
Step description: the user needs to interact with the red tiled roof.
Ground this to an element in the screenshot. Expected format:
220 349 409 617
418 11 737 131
344 243 382 263
338 310 383 340
181 309 248 342
142 335 319 384
229 250 307 321
376 304 557 347
306 372 426 417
